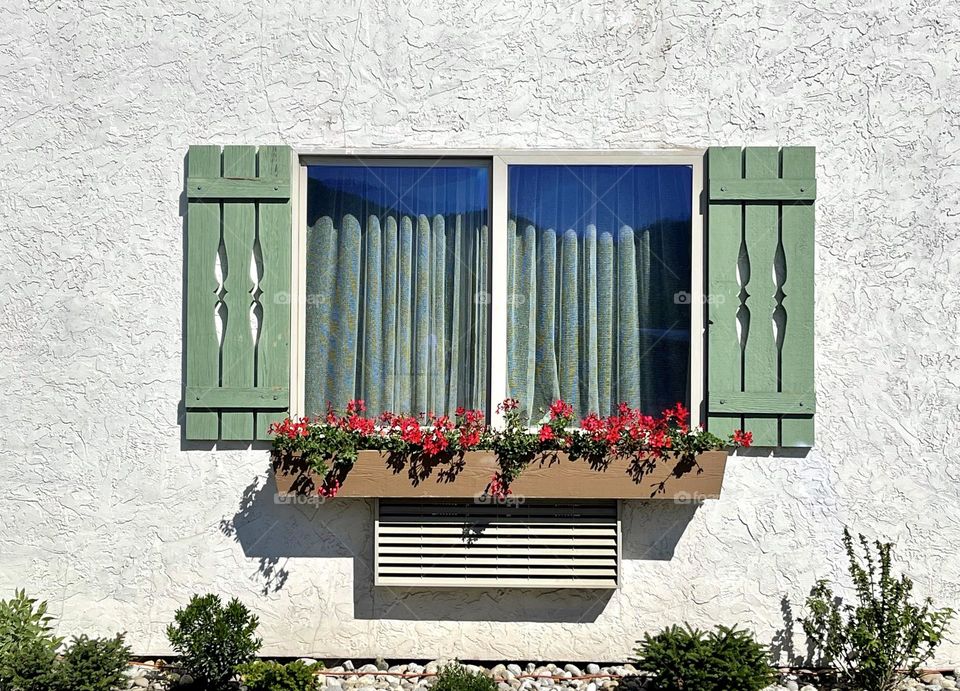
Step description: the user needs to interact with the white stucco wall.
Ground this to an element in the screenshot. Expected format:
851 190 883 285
1 0 959 664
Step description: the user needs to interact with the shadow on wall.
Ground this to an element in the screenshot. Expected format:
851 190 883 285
221 476 700 623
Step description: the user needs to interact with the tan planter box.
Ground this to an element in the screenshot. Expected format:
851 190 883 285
272 449 728 500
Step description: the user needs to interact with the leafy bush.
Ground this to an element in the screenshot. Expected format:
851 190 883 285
633 624 775 691
800 528 954 691
0 589 63 691
53 634 131 691
431 663 497 691
238 659 320 690
0 636 59 691
166 593 262 690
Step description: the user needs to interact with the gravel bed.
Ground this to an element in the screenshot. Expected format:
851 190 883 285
124 659 960 691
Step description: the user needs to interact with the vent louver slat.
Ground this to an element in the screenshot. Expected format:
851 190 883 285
375 500 619 588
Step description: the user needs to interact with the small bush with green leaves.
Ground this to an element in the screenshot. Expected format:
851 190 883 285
800 527 954 691
238 659 321 690
633 624 776 691
53 633 131 691
166 593 262 690
0 589 63 691
431 663 497 691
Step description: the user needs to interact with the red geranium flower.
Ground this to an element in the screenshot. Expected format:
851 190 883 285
549 399 574 420
488 473 511 500
733 429 753 447
497 398 519 413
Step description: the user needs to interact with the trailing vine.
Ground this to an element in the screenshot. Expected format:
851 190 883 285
269 399 752 498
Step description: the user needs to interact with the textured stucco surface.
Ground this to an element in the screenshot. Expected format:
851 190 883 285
1 0 959 664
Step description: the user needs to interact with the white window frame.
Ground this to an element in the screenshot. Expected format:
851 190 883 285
290 149 705 429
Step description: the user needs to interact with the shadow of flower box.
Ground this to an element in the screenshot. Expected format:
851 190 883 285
272 450 728 500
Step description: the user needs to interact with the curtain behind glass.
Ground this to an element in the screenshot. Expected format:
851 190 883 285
507 165 691 422
305 164 489 418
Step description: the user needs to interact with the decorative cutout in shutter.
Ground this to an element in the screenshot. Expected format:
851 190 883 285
184 145 292 441
706 146 815 447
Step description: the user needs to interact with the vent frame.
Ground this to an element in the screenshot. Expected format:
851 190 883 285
374 499 621 589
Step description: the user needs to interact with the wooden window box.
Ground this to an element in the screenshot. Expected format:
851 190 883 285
272 450 728 500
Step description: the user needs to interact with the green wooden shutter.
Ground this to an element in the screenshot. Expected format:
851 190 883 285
184 145 292 441
706 146 815 447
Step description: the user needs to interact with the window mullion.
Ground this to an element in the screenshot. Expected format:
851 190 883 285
488 156 509 429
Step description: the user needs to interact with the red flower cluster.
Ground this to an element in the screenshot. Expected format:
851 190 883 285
422 413 453 457
267 416 310 439
549 400 574 420
383 413 423 445
578 402 692 459
733 429 753 447
455 407 485 450
320 399 377 436
379 407 487 457
535 399 577 447
487 472 511 500
318 478 341 498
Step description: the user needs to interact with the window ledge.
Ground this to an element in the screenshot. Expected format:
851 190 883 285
272 450 727 500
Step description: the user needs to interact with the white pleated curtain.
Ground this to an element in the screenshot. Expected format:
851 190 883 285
505 164 692 423
508 220 655 422
304 212 488 418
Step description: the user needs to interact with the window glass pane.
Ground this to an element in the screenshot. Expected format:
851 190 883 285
305 163 489 418
507 164 691 422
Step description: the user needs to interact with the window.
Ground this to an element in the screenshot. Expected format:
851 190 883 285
302 161 490 419
506 164 692 421
295 153 700 424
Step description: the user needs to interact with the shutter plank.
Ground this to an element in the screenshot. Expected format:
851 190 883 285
742 148 780 446
256 146 293 439
707 147 743 438
219 146 257 440
709 177 815 201
185 146 222 440
780 147 816 446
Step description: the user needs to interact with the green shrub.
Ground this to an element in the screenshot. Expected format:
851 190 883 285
633 624 775 691
800 528 954 691
166 593 262 690
0 589 63 691
0 636 59 691
238 659 320 690
53 634 131 691
431 663 497 691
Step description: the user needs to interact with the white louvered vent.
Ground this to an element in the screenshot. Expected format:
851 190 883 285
375 500 619 588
